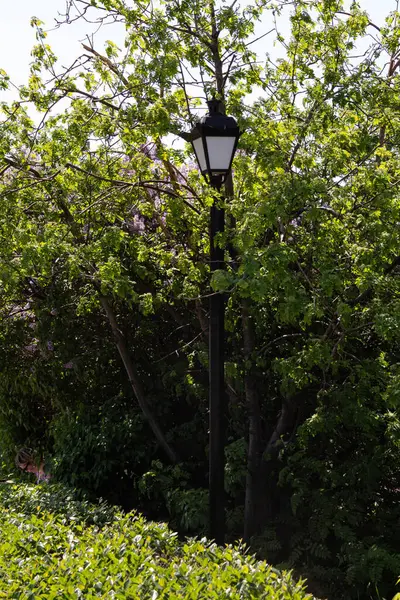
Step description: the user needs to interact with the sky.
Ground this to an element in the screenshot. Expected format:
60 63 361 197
0 0 397 105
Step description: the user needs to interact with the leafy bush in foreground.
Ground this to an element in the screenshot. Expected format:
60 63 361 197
0 481 117 526
0 483 316 600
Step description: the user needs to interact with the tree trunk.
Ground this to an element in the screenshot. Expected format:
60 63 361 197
264 399 295 460
99 296 178 463
242 301 263 541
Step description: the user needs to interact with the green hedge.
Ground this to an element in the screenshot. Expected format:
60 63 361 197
0 483 316 599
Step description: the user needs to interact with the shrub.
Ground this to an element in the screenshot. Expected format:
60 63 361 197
278 382 400 600
50 399 149 509
0 483 317 599
0 482 117 527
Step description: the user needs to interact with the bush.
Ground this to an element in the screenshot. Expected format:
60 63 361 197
0 482 317 599
0 481 117 526
50 399 149 509
277 381 400 600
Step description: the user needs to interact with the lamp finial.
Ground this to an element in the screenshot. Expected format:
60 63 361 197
207 98 222 115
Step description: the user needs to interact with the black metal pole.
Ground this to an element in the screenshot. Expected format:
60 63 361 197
209 175 225 545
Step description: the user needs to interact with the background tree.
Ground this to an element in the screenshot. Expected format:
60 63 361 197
0 1 400 598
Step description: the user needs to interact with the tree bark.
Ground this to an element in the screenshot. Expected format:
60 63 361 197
264 399 295 460
242 301 263 541
99 296 178 463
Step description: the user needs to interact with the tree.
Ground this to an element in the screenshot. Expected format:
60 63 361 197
1 1 400 597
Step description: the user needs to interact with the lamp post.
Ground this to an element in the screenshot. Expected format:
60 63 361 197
188 99 240 544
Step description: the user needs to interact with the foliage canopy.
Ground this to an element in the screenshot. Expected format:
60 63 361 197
0 1 399 598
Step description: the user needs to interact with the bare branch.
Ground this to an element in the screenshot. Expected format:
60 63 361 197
61 87 119 110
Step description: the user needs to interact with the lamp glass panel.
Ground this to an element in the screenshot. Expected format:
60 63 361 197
192 137 208 173
205 136 236 173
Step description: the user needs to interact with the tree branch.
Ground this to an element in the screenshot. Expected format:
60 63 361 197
336 11 381 33
99 295 179 463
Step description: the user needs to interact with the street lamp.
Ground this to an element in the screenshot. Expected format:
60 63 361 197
188 99 240 545
190 99 240 187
